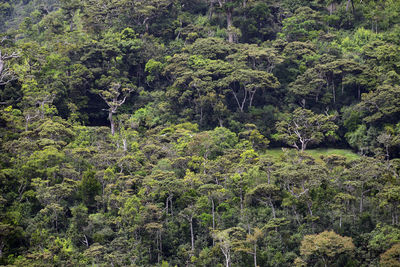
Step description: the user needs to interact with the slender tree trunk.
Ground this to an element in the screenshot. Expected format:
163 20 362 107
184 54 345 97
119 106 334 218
212 198 215 230
253 244 257 267
249 90 256 108
224 252 230 267
292 205 300 225
122 138 127 151
386 144 390 161
227 8 234 43
170 198 173 216
190 217 194 252
232 91 243 112
341 80 344 94
269 199 276 219
307 202 313 216
109 110 115 136
240 191 244 218
208 1 214 20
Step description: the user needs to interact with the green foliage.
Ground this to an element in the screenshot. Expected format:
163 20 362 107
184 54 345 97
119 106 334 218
275 108 338 151
79 169 101 208
2 0 400 266
296 230 355 266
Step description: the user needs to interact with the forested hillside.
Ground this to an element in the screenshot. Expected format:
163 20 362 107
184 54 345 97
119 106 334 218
1 0 400 266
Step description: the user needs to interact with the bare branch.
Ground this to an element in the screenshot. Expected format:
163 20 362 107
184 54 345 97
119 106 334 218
0 44 20 85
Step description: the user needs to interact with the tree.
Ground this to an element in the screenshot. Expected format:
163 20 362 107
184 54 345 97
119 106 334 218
357 84 400 124
179 205 197 254
223 44 281 112
377 126 400 161
296 230 355 267
224 68 279 112
214 0 242 43
380 243 400 267
0 38 19 85
275 108 338 151
345 157 384 213
246 183 281 219
212 227 246 267
98 82 134 135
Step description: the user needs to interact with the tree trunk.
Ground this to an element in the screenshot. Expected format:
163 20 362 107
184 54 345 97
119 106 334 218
225 252 230 267
227 8 234 43
386 144 390 161
109 111 115 136
269 199 276 219
208 1 214 20
240 191 244 219
122 138 127 151
301 140 307 152
307 202 313 216
253 244 257 267
190 217 195 252
170 198 173 216
212 198 215 230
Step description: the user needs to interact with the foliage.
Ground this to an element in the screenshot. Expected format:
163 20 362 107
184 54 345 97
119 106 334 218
1 0 400 266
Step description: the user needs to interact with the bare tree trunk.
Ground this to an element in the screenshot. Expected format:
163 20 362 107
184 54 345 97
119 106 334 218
212 199 215 230
307 202 313 216
227 9 234 43
253 244 257 267
170 198 173 216
109 111 115 136
249 90 256 108
301 140 307 152
269 200 276 219
232 91 245 112
240 191 244 218
224 252 230 267
122 138 127 151
208 1 214 20
190 217 194 252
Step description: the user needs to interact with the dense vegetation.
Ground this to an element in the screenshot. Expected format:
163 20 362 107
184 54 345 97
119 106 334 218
1 0 400 266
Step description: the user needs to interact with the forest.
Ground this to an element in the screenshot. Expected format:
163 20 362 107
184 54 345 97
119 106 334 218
1 0 400 266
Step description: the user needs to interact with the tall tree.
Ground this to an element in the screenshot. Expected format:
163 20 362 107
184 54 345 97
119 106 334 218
275 108 338 151
97 83 134 135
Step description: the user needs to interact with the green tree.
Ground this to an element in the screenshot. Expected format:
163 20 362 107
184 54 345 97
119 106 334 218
380 243 400 267
275 108 338 151
97 83 134 136
296 230 355 267
0 38 19 85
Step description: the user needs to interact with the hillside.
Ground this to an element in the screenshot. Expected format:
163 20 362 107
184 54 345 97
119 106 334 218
1 0 400 266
